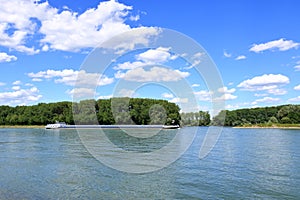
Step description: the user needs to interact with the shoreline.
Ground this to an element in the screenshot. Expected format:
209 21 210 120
0 125 45 129
233 126 300 129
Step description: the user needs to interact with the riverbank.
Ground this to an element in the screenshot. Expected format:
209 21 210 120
0 125 44 129
234 124 300 129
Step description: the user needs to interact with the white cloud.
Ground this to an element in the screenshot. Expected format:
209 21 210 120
238 74 289 92
129 15 140 21
250 38 299 53
114 71 126 79
254 93 268 97
25 83 34 87
0 52 17 62
162 93 174 98
0 86 42 105
13 80 22 85
214 87 237 101
116 89 134 97
251 97 280 105
288 96 300 102
194 90 212 101
192 84 200 87
223 50 231 58
114 47 177 71
120 67 190 82
184 60 201 70
32 78 43 82
98 94 113 99
184 52 203 69
218 86 236 94
114 61 147 70
136 47 175 63
12 86 21 91
67 88 95 98
170 97 188 103
235 55 246 60
0 0 51 54
214 94 237 101
294 65 300 71
268 88 287 95
0 82 6 86
28 69 114 87
0 0 159 53
225 104 240 110
294 85 300 90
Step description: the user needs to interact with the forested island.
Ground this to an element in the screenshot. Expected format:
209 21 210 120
212 104 300 127
0 98 182 126
0 98 299 128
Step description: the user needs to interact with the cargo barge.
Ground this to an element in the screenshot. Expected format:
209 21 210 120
45 122 179 129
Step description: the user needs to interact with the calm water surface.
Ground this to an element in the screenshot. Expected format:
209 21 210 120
0 127 299 199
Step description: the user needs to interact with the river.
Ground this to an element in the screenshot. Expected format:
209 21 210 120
0 127 299 199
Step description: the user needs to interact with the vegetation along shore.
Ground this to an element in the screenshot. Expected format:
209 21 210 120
0 97 299 128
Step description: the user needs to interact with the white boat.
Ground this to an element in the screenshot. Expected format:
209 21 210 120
45 122 67 129
45 122 179 129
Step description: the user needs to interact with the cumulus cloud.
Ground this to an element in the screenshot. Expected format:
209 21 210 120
119 66 190 82
169 97 188 103
254 93 268 97
116 89 135 97
114 61 147 70
218 86 236 94
13 80 22 85
235 55 246 60
214 94 237 101
136 47 176 63
12 86 21 91
28 69 114 87
194 90 212 101
0 52 17 62
268 88 287 95
294 85 300 90
0 0 159 53
66 88 95 98
238 74 289 93
214 87 237 101
98 94 113 99
114 47 177 72
161 93 174 98
250 38 299 53
114 47 177 70
251 97 280 105
288 96 300 102
0 86 42 105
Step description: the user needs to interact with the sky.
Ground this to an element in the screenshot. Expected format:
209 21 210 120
0 0 300 113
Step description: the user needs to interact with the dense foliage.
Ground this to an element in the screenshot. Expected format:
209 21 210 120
0 98 181 126
180 111 211 126
212 104 300 126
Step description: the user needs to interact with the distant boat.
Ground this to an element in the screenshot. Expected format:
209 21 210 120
45 122 179 129
45 122 67 129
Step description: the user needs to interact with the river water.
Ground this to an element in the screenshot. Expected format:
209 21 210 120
0 127 299 199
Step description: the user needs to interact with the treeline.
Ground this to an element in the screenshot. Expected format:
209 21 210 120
0 98 181 126
212 104 300 126
180 111 211 126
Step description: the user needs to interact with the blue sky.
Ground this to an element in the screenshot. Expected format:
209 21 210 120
0 0 300 113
